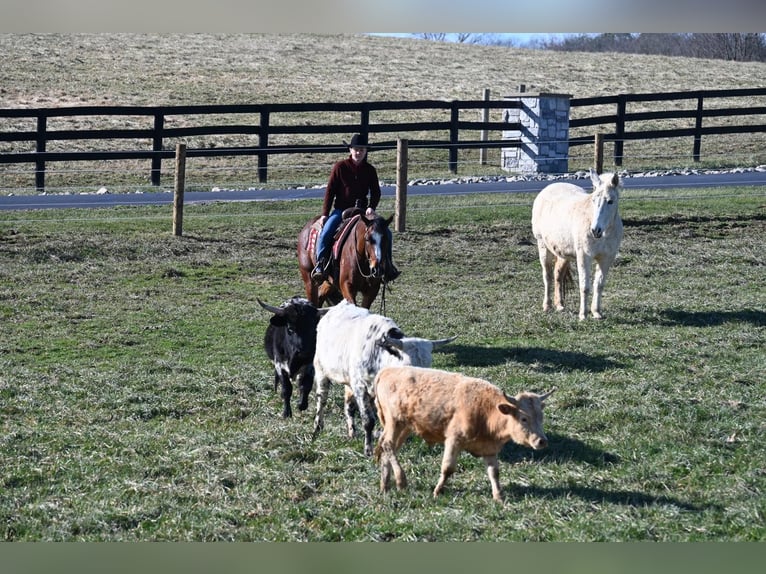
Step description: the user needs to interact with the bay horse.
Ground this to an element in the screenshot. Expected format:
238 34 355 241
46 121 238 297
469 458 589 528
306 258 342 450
298 211 395 309
531 168 624 320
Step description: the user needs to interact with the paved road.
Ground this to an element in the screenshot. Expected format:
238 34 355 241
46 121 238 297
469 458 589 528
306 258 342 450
1 171 764 211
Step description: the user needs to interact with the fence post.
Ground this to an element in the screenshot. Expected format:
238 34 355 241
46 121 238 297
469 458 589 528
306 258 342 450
479 88 490 165
614 95 626 167
35 114 47 192
693 96 704 162
360 104 370 142
594 133 604 174
258 108 270 183
449 101 459 174
395 139 408 232
173 143 186 237
152 113 164 186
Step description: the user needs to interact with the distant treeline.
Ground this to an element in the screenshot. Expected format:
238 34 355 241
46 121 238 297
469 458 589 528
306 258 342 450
415 33 766 62
539 33 766 62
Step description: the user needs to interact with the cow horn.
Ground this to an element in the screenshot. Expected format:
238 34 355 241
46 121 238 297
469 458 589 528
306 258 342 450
257 298 283 315
430 335 458 348
381 334 404 350
539 387 557 401
503 392 519 407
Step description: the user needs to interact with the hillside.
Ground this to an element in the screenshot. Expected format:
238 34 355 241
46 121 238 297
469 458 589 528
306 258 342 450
2 33 765 107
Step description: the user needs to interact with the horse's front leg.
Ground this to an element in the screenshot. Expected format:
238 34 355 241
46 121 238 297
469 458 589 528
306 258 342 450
576 253 592 321
591 254 614 320
360 281 381 309
537 243 554 312
301 269 319 306
337 274 358 306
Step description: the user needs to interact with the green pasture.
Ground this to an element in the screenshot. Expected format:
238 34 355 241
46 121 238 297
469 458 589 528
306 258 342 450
0 185 764 541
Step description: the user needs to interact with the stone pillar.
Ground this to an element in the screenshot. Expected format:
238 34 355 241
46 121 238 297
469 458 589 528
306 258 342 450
501 92 571 174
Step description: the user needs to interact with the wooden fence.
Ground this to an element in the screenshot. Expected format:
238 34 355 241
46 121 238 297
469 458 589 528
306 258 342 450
0 100 520 192
1 87 765 192
569 87 766 165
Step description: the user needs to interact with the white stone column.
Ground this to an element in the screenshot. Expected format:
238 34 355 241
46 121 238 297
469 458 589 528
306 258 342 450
501 92 570 174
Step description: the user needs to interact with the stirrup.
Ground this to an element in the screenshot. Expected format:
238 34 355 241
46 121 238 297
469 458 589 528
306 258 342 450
311 259 328 282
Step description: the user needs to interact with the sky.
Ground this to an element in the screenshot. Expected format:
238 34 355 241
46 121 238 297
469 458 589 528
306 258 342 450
367 33 574 45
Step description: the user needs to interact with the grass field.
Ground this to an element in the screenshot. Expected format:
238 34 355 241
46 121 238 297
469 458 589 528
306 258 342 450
2 33 766 192
1 183 764 541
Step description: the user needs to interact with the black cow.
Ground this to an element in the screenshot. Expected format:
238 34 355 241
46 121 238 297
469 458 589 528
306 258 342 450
258 297 328 418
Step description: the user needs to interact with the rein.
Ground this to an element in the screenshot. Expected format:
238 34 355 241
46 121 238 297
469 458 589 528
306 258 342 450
354 219 389 315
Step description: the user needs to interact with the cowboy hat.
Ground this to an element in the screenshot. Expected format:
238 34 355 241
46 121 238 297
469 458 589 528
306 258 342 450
346 133 369 149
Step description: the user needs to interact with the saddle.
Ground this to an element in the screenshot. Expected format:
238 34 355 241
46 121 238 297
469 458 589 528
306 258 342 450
306 207 363 273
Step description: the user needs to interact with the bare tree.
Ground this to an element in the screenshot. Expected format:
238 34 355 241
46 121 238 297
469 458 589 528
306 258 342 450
690 33 766 61
413 33 447 42
454 33 475 43
540 32 766 62
413 33 478 44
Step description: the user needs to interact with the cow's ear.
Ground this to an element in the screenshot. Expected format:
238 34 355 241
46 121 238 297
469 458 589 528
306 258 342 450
498 403 516 416
270 315 287 327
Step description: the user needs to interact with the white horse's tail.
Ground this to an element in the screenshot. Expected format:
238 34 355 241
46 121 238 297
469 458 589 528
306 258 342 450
556 259 576 300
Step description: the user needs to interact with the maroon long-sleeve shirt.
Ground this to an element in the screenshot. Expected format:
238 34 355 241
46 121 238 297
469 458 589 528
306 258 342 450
321 156 381 217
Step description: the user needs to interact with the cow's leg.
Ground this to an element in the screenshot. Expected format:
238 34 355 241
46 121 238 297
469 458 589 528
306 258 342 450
390 423 410 490
591 254 614 320
343 386 358 438
484 455 503 502
537 243 554 312
433 437 460 498
378 421 409 492
312 372 331 439
379 449 393 493
576 253 592 321
296 364 314 412
351 385 377 456
276 367 293 418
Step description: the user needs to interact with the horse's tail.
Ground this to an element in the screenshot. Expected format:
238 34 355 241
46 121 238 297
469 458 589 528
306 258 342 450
558 259 575 299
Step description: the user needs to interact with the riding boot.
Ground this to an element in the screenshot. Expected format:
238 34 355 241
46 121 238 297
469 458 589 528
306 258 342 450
312 257 328 282
385 260 401 282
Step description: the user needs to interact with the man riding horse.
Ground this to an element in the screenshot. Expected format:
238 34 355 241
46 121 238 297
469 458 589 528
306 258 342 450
312 133 400 283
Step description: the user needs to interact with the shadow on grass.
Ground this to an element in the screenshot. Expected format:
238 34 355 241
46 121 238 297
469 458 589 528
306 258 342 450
447 344 623 372
500 432 620 467
501 434 711 511
505 483 708 511
659 309 765 327
622 212 765 228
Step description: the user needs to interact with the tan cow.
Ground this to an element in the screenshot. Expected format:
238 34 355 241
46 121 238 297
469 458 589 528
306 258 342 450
373 366 554 502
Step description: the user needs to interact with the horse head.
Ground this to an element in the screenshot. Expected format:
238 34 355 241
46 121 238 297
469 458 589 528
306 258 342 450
589 169 621 239
359 214 393 279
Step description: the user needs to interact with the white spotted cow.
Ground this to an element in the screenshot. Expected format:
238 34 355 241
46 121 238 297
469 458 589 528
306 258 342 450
311 301 456 456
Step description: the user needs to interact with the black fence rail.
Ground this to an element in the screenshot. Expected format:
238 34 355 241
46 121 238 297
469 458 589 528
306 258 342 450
569 87 766 165
1 88 765 192
0 100 521 191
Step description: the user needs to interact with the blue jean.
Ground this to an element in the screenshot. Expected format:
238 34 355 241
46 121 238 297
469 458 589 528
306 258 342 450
315 209 344 263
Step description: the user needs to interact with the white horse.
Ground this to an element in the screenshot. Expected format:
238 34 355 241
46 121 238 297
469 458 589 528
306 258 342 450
531 168 624 320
